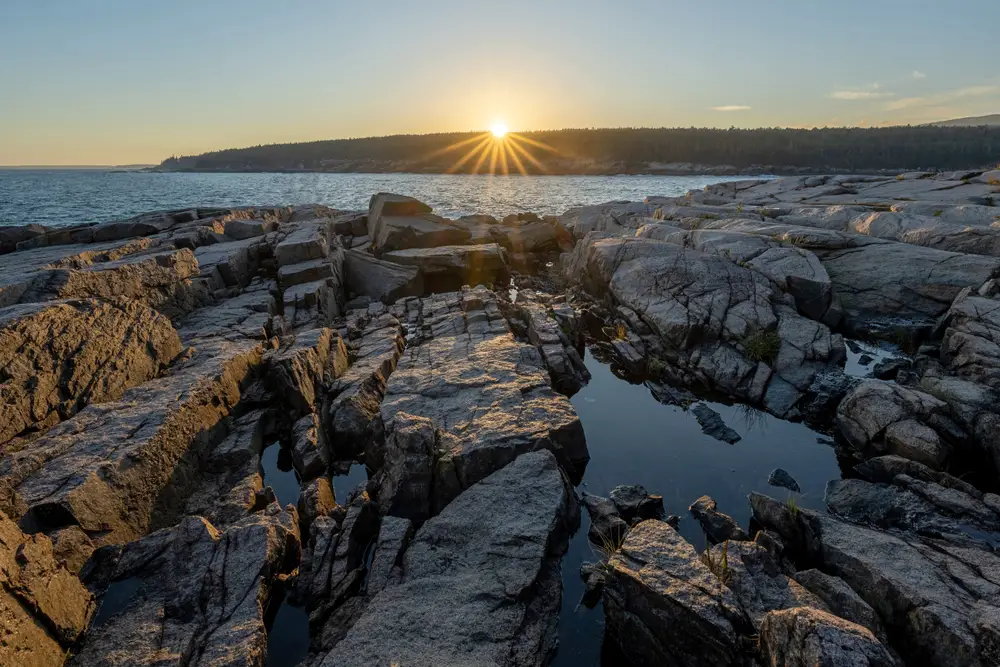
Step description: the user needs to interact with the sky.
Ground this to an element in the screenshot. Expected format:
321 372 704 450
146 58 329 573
2 0 999 165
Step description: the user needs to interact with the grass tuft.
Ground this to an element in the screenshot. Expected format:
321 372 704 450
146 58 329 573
743 330 781 364
700 539 732 585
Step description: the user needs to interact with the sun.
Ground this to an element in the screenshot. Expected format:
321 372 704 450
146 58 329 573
490 122 508 139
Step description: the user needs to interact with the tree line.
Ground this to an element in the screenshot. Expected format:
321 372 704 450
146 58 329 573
159 126 1000 173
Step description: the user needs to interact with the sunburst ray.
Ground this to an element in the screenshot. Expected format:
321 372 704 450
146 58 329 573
445 135 493 173
507 137 546 174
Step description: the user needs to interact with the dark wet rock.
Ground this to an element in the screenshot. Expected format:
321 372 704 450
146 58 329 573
265 327 349 418
824 476 1000 546
298 477 337 535
689 495 749 543
0 510 96 664
72 504 300 667
316 450 577 667
0 339 263 545
0 298 182 449
580 561 607 608
610 484 664 522
300 492 378 650
798 371 860 426
326 312 405 460
691 404 742 444
794 569 889 643
382 243 508 289
751 492 1000 667
366 515 413 595
371 288 588 522
768 468 802 493
602 519 750 667
872 356 909 380
854 455 982 498
706 540 826 628
858 353 875 366
760 606 896 667
343 249 423 304
582 492 628 547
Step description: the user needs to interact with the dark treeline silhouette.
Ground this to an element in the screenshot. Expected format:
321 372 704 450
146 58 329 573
159 126 1000 174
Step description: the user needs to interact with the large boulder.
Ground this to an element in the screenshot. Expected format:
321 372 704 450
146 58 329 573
602 519 750 667
315 450 578 667
366 193 432 238
343 250 423 304
382 243 508 290
0 298 182 449
565 234 843 416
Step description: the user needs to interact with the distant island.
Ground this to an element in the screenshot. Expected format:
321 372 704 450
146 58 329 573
928 114 1000 128
155 125 1000 176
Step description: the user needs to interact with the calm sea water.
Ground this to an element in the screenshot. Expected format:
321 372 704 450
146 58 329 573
0 170 757 226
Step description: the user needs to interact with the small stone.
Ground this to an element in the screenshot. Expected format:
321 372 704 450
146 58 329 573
691 404 742 444
767 468 801 493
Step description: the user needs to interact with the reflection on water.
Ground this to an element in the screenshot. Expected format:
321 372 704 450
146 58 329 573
265 598 310 667
0 170 759 227
92 576 142 628
332 463 369 505
552 351 843 666
260 444 301 507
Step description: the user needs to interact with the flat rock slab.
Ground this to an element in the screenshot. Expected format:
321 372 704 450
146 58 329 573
0 298 182 449
318 450 576 667
0 338 263 546
374 287 588 520
72 504 299 667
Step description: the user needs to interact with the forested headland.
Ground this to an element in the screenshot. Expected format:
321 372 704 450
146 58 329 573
157 125 1000 175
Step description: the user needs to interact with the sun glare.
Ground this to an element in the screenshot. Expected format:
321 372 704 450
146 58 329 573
491 122 508 139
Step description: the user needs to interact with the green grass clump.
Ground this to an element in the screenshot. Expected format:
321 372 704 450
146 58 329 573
700 540 732 585
647 357 667 377
743 330 781 363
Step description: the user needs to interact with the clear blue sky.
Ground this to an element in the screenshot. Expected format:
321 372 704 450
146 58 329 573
2 0 998 164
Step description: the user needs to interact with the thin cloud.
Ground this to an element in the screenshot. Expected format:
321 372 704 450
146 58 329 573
912 70 927 79
711 105 751 112
830 90 895 100
884 84 1000 111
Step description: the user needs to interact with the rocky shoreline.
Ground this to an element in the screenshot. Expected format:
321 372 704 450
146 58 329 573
2 170 1000 666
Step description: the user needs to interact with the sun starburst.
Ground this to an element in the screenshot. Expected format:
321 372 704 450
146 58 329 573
422 123 561 176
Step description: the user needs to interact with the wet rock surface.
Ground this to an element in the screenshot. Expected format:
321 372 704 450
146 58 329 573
3 179 1000 665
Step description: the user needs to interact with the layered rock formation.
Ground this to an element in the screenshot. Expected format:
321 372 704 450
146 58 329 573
2 173 999 666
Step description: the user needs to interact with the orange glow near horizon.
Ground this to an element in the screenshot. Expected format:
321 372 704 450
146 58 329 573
433 127 561 176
